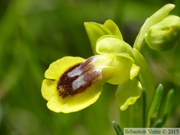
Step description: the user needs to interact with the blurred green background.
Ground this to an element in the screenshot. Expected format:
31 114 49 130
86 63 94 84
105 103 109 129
0 0 179 135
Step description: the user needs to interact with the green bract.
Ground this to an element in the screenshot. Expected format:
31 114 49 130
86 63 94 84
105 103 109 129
145 15 180 51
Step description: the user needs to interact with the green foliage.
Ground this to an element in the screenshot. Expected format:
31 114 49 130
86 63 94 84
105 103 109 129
147 84 174 127
112 121 124 135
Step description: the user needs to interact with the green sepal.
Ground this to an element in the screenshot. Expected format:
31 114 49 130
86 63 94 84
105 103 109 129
84 22 108 54
84 19 124 54
103 19 123 39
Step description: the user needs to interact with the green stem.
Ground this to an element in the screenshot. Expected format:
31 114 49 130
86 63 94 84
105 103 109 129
142 88 146 127
132 48 154 111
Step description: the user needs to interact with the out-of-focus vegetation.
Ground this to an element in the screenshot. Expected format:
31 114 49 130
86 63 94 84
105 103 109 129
0 0 179 135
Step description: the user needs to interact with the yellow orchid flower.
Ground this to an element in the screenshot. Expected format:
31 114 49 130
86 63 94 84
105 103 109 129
41 54 139 113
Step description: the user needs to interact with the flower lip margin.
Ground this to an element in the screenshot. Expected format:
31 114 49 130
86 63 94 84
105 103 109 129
42 56 86 101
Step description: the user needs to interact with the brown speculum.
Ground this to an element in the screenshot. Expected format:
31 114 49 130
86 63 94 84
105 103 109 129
57 57 101 98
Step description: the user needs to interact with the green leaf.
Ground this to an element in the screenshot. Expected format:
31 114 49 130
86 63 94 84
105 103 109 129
0 102 2 127
147 84 164 127
112 121 124 135
152 119 163 127
161 89 174 125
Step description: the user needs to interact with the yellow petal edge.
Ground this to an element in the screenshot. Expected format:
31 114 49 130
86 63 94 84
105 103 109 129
45 56 85 79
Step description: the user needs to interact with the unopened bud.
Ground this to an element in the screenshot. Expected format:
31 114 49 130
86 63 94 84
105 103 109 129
145 15 180 51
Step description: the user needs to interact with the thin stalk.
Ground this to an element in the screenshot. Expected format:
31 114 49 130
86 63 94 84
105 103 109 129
142 88 146 127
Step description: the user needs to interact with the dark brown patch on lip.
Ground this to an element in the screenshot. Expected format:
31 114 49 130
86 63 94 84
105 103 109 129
57 58 101 98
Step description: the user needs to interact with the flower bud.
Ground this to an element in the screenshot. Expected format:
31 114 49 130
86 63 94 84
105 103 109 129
145 15 180 51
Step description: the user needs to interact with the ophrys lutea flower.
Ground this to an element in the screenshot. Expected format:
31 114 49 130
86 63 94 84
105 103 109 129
42 54 140 113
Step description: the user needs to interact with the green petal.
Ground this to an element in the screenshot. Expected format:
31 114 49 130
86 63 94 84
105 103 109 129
106 56 134 84
47 84 103 113
93 55 136 85
91 54 135 84
96 35 133 59
45 56 85 79
115 79 142 111
130 64 140 80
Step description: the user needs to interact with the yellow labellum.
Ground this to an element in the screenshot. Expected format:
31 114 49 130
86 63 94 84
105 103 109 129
41 56 105 113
